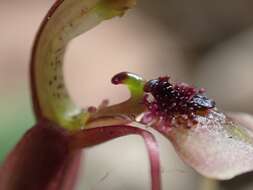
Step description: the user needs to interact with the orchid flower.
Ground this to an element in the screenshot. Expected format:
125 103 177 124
1 0 253 190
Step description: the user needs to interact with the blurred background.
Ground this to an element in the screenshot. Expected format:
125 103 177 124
1 0 253 189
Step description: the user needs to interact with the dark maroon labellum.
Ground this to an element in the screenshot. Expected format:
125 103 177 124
143 76 215 122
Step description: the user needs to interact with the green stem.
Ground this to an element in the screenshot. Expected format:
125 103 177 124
31 0 136 130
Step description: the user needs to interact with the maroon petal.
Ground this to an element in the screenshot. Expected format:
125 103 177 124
1 121 161 190
70 125 161 190
46 151 82 190
0 120 80 190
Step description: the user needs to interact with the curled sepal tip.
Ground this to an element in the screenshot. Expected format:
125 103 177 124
97 0 137 18
70 125 161 190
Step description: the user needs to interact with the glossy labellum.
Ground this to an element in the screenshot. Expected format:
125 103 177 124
110 72 253 180
142 75 253 179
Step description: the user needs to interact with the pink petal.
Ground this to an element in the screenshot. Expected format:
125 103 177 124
70 125 161 190
158 109 253 180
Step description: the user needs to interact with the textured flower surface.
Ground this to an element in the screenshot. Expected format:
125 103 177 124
1 0 253 190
